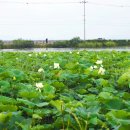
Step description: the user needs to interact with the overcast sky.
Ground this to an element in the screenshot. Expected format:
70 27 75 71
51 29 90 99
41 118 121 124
0 0 130 40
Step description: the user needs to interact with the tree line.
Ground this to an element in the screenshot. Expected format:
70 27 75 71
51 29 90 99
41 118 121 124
0 38 130 49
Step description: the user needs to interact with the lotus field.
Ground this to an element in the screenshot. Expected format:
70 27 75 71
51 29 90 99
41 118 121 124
0 51 130 130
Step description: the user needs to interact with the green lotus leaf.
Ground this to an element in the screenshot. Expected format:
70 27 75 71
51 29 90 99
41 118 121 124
15 118 32 130
106 110 130 127
30 125 45 130
102 87 118 93
83 95 99 106
18 90 39 99
9 69 26 81
32 114 42 119
34 109 52 117
0 112 12 123
43 84 56 94
118 125 130 130
36 102 49 107
17 98 36 108
89 117 98 125
118 71 130 88
95 78 109 87
52 81 65 91
0 104 18 112
105 98 126 110
0 113 8 123
0 96 16 105
75 107 88 119
50 100 64 111
0 80 11 93
0 67 5 73
20 106 33 116
42 84 56 100
99 92 113 100
0 71 10 80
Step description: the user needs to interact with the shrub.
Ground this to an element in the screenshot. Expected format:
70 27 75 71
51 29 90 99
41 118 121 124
69 37 82 47
47 40 70 48
95 42 103 47
0 40 4 49
12 39 34 49
104 41 117 47
78 42 103 48
47 37 82 48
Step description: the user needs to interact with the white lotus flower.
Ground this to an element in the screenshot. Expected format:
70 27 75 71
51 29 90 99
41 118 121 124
101 65 104 67
96 60 103 65
69 51 72 54
36 83 44 92
94 65 98 69
38 68 44 73
54 63 60 69
28 54 32 57
49 66 53 69
90 66 94 71
77 52 80 54
43 54 47 57
98 67 105 75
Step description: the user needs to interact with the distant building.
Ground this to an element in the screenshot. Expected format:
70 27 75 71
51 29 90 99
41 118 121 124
97 38 105 40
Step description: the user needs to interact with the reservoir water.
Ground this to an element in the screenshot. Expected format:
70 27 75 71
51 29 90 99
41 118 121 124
1 47 130 52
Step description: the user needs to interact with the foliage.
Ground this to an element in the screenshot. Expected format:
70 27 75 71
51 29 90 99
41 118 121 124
12 39 34 49
69 37 82 47
0 51 130 129
1 38 130 49
48 40 70 48
78 41 103 48
47 37 82 48
104 41 117 47
117 70 130 89
0 40 4 49
47 39 130 48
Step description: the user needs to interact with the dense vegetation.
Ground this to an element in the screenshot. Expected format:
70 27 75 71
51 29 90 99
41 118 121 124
47 37 130 48
0 40 4 49
12 39 34 49
47 37 82 48
1 38 130 49
0 39 35 49
0 51 130 129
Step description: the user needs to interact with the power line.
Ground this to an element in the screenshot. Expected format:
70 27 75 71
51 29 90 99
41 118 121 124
25 2 79 5
0 0 130 7
0 1 79 4
29 2 79 4
0 23 83 25
87 1 130 8
0 1 23 4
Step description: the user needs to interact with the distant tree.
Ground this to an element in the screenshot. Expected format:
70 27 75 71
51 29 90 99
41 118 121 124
0 40 4 49
12 39 34 49
69 37 82 47
104 41 117 47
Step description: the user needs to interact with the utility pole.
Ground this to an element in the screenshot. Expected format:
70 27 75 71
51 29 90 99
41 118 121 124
80 0 87 41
